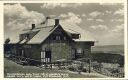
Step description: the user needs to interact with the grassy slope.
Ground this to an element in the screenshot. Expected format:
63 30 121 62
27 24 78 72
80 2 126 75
4 58 106 78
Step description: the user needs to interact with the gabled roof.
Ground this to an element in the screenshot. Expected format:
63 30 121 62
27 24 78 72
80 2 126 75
21 29 40 35
27 26 55 44
9 19 95 44
27 24 73 44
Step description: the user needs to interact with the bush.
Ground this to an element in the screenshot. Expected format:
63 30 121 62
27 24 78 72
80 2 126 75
82 68 87 72
68 66 76 71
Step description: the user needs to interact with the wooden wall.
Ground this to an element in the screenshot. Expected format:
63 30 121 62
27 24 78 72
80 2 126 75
12 44 41 61
23 44 41 61
41 40 72 62
74 42 94 59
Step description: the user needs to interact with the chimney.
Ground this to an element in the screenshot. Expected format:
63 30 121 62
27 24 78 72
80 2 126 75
55 19 59 26
32 24 35 29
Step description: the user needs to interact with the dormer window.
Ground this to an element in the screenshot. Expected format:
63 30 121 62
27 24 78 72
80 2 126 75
25 34 29 40
19 34 24 41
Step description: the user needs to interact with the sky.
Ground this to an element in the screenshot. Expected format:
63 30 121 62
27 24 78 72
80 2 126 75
4 3 124 46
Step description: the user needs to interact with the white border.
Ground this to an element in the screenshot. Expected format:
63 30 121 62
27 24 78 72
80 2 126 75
0 0 127 80
0 2 4 80
124 0 128 79
0 0 125 3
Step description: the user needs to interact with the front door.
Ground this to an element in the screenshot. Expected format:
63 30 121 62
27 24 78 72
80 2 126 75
41 50 51 63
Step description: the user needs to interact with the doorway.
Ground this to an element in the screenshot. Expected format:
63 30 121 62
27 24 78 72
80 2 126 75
41 50 51 63
19 49 25 57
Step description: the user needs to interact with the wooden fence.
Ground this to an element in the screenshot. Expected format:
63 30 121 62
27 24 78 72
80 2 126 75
92 64 124 78
5 54 71 69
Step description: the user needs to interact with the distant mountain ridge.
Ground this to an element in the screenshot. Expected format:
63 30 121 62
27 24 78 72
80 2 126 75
92 45 124 56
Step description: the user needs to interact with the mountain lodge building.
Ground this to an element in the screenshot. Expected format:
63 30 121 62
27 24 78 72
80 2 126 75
5 18 95 63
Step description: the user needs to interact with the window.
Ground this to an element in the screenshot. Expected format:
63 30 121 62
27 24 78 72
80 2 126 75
25 34 29 40
41 49 51 62
64 36 66 40
77 48 82 54
41 51 45 62
72 49 76 59
41 51 45 59
20 34 24 41
56 36 60 40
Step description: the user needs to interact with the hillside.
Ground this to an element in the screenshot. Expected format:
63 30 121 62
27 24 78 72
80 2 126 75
92 45 124 56
4 58 106 78
91 45 124 67
91 53 124 67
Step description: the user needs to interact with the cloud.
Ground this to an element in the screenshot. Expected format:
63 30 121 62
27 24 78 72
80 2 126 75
58 12 95 41
90 25 108 30
86 18 104 22
87 18 94 21
4 3 124 45
4 4 46 41
114 8 124 16
98 24 124 45
111 19 124 22
111 24 124 32
59 13 68 18
4 4 45 30
105 10 112 14
59 12 82 24
81 14 86 17
89 11 102 18
95 19 104 22
41 3 82 9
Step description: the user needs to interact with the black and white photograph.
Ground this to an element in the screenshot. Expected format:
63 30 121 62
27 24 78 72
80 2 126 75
4 3 125 78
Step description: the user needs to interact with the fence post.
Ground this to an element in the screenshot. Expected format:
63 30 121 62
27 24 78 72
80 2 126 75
89 59 91 73
50 63 52 69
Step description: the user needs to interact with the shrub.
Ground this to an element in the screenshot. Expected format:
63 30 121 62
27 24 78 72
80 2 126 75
82 68 87 72
68 66 76 71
